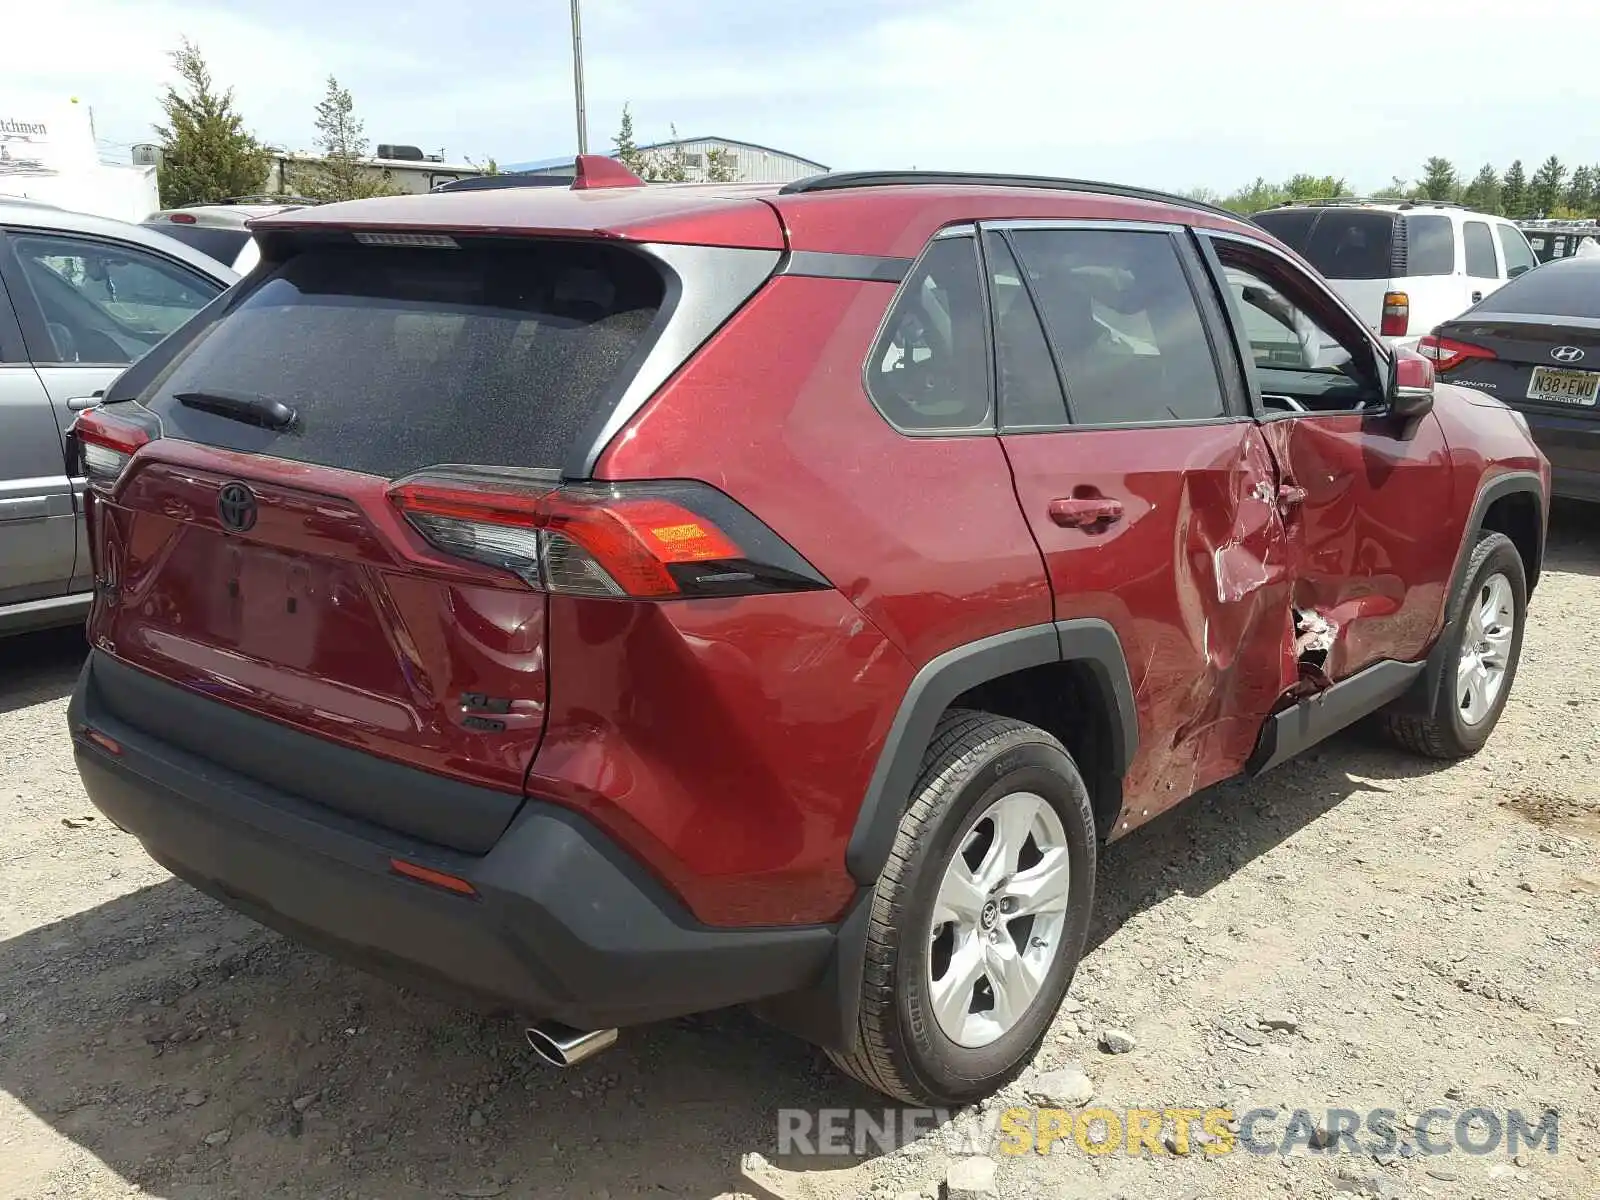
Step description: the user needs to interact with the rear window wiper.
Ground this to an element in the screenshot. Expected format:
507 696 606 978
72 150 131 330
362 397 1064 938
174 389 297 432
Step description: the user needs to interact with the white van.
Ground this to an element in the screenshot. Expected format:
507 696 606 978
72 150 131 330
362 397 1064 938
1250 200 1539 348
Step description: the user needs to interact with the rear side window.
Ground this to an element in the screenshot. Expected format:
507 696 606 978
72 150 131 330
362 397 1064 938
1498 225 1538 277
1008 228 1225 425
1403 215 1455 276
1299 211 1395 280
141 239 665 478
144 223 252 266
866 235 990 431
1464 221 1498 279
1475 262 1600 318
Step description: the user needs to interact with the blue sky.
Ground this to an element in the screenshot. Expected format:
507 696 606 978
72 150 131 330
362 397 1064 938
9 0 1600 194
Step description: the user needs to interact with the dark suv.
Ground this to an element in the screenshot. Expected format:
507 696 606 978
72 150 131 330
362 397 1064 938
68 158 1549 1105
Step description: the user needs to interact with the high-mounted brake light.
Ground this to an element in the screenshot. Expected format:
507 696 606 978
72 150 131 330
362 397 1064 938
1380 291 1410 338
353 231 460 249
71 407 157 491
388 469 829 600
1417 333 1497 372
169 213 197 224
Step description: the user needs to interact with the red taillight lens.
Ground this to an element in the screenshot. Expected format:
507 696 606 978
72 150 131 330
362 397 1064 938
169 213 197 224
71 407 156 491
1380 291 1410 338
387 469 829 600
1417 334 1496 372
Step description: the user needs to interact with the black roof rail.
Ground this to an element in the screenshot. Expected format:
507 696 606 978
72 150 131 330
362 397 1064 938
777 170 1247 224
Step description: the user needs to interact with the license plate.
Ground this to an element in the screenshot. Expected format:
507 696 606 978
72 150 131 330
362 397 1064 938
1527 365 1600 406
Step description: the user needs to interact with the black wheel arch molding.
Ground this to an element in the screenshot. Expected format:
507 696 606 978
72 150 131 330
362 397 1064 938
843 618 1138 888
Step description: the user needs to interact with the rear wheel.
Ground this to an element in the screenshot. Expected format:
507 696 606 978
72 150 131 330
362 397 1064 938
1381 530 1527 759
827 710 1096 1105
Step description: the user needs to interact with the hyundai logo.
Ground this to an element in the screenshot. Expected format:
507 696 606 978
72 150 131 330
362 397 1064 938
1551 345 1586 363
216 482 258 532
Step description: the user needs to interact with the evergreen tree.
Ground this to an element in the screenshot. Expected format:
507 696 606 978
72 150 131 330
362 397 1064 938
1501 160 1528 218
1419 156 1459 202
153 39 270 208
1528 155 1566 218
1462 163 1501 215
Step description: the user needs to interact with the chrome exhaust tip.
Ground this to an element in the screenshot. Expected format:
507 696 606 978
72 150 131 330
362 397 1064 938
525 1021 618 1067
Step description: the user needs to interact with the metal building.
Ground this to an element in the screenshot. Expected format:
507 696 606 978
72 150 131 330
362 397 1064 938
505 137 828 184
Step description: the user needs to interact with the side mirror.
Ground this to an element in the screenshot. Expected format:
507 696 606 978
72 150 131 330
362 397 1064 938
1389 349 1435 420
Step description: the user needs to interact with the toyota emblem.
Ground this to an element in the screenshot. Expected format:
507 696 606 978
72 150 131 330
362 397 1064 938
1551 345 1586 363
217 482 258 532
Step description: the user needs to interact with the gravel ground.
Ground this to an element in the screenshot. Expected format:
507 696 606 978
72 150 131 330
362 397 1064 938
1 504 1596 1200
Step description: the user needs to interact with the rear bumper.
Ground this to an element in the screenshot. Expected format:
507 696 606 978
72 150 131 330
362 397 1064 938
69 652 836 1030
1524 411 1600 502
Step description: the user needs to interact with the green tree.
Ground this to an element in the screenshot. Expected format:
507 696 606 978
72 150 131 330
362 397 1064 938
1283 173 1349 201
1419 156 1459 202
295 76 399 202
152 39 270 208
704 146 738 183
1372 175 1410 200
1501 160 1528 218
610 104 650 176
1529 155 1567 218
1565 165 1594 215
1221 176 1286 214
641 127 690 182
1461 163 1501 214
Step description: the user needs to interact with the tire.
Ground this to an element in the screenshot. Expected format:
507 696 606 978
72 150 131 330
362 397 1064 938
827 709 1096 1105
1380 530 1527 759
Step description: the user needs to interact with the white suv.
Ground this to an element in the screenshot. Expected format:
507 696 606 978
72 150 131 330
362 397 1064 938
1251 200 1539 348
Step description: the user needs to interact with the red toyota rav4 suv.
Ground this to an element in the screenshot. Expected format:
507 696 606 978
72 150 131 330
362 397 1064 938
68 158 1548 1106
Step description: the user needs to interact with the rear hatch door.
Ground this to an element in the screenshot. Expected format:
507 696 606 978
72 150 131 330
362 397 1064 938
90 232 730 852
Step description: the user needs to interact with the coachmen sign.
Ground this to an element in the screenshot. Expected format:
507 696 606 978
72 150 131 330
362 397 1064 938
0 102 97 176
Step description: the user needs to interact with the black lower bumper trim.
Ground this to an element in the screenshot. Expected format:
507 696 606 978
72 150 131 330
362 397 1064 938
70 652 836 1030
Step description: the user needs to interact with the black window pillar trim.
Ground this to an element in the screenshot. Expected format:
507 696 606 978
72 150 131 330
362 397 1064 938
844 618 1138 887
0 233 28 363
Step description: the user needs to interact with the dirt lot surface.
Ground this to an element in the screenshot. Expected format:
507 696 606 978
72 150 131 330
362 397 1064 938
2 506 1597 1200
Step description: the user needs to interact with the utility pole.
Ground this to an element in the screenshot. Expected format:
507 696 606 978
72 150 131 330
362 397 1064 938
570 0 588 155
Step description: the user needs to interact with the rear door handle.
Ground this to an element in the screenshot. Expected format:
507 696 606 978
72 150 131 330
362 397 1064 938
67 393 103 411
1048 496 1124 528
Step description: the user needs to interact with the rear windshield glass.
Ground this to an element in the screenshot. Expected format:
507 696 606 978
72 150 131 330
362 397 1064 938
1477 262 1600 318
1254 210 1396 280
1403 215 1454 276
144 224 251 266
1250 209 1317 254
139 239 665 479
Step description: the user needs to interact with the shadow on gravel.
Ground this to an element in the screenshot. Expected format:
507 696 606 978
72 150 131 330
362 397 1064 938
0 625 86 717
1086 725 1458 955
0 877 880 1200
1545 499 1600 578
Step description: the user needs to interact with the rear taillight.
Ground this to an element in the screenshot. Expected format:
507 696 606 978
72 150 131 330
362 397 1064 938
1380 291 1410 338
388 468 830 600
70 407 157 492
1417 334 1497 373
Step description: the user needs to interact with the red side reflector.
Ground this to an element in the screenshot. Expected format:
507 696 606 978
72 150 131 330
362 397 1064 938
389 858 477 896
169 213 198 224
85 729 122 755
